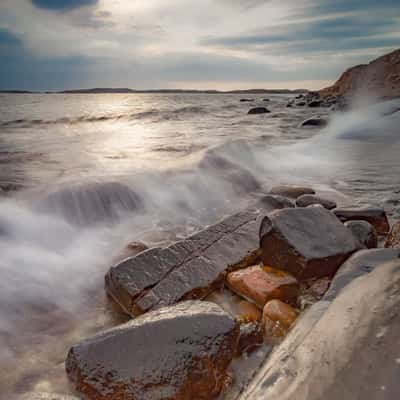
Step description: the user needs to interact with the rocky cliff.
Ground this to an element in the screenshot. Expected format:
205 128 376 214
319 48 400 99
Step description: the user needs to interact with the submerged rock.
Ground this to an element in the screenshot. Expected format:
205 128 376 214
385 221 400 248
296 194 336 210
260 207 361 280
226 265 299 308
333 207 390 235
262 299 298 341
248 107 270 115
66 301 239 400
300 117 328 127
269 185 315 198
237 322 264 355
344 220 378 248
106 198 287 317
239 254 400 400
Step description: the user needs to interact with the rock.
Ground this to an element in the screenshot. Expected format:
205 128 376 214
333 207 390 235
286 103 293 108
297 101 306 106
299 277 331 309
295 94 304 99
66 301 239 400
308 100 322 107
385 221 400 248
226 265 299 308
239 255 400 400
262 299 298 340
237 300 262 322
252 194 295 210
248 107 270 115
106 198 287 317
300 117 328 127
260 206 362 280
262 98 270 102
240 98 254 102
344 220 378 248
237 322 264 355
269 185 315 198
296 194 336 210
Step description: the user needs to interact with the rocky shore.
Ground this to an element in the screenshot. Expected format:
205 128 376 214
37 184 399 400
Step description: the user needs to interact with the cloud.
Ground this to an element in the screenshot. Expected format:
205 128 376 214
31 0 98 11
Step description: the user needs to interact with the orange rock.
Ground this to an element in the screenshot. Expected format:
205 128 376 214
226 265 299 308
262 299 298 339
237 300 262 322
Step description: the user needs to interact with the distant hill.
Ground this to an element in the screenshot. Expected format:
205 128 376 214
319 48 400 99
1 88 308 95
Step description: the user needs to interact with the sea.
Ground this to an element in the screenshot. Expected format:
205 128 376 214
0 92 399 396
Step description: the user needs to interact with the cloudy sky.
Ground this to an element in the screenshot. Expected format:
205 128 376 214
0 0 399 91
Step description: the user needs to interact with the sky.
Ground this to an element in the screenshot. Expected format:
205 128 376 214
0 0 399 91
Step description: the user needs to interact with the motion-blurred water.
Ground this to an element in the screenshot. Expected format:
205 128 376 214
0 93 399 396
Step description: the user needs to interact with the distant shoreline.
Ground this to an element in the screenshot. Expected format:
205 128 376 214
0 88 308 95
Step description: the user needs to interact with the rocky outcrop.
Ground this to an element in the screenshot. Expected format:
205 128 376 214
106 198 290 317
344 220 378 249
226 265 299 308
319 48 400 99
66 301 239 400
385 221 400 248
239 250 400 400
248 107 270 115
333 207 390 235
295 194 336 210
259 207 362 280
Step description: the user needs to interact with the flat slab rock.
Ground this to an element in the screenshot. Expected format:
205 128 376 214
333 207 390 235
66 301 239 400
106 199 288 316
239 252 400 400
260 206 362 280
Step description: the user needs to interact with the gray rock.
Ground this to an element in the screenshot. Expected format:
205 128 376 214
66 301 239 400
269 185 315 198
308 100 322 107
106 198 287 316
248 107 270 115
344 220 378 248
300 117 328 127
296 194 336 210
259 206 362 280
333 207 390 235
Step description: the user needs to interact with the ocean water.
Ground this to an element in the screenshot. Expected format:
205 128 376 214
0 93 399 396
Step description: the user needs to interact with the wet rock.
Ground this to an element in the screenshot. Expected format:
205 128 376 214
300 117 328 127
269 185 315 198
240 98 254 102
333 207 390 235
262 299 298 340
239 255 400 400
344 220 378 248
286 102 293 108
308 100 322 107
226 265 299 308
237 322 264 355
296 194 336 210
260 206 362 280
252 194 294 210
385 221 400 248
248 107 270 115
297 101 306 106
237 300 262 322
107 198 287 316
66 301 239 400
263 98 270 102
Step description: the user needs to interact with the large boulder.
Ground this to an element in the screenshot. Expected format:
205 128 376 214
106 199 289 317
226 265 299 308
259 207 362 280
239 251 400 400
333 207 390 235
295 194 336 210
385 221 400 248
66 301 239 400
344 220 377 249
269 185 315 198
